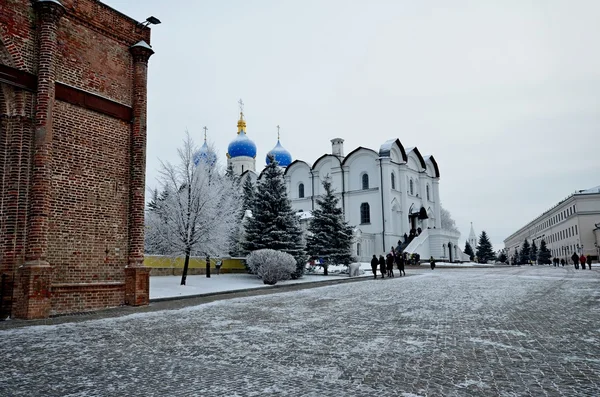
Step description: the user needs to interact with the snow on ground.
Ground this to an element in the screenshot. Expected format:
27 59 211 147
150 271 369 300
150 262 498 299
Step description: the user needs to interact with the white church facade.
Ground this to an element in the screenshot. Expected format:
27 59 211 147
225 110 465 262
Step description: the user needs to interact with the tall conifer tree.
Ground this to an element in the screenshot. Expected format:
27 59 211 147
475 231 495 263
520 239 531 265
242 158 306 277
306 178 354 274
464 241 475 261
537 239 552 265
530 240 538 264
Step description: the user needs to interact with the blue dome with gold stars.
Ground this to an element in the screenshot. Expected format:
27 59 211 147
227 112 257 159
266 139 292 167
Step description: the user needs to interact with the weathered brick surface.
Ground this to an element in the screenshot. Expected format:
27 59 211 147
0 0 152 318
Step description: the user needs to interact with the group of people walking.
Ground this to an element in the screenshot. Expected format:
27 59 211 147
369 242 410 279
571 253 593 270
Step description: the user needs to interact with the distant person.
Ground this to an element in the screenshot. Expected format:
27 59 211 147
379 255 386 279
386 253 394 277
586 255 592 269
430 256 436 270
561 258 565 267
571 253 579 269
370 255 378 279
215 260 223 275
580 254 586 270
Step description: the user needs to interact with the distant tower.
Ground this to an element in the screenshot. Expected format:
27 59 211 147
331 138 344 157
266 125 292 167
468 222 478 250
227 99 257 175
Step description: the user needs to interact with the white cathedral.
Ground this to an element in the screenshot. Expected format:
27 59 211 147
222 109 467 262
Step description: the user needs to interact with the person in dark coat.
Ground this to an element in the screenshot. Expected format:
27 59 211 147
561 258 565 266
429 256 436 270
370 255 378 279
571 252 579 269
398 253 406 276
378 255 386 279
386 253 394 277
586 255 592 270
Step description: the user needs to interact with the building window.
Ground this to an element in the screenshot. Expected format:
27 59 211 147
409 179 414 195
362 173 369 190
575 225 578 235
357 242 361 256
360 202 370 224
426 185 430 201
298 183 304 198
391 173 395 190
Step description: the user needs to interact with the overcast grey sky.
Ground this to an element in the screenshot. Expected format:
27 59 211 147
105 0 600 250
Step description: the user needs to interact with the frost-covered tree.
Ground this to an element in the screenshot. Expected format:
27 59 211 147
145 132 240 285
246 249 296 285
463 241 475 261
440 205 459 233
242 157 306 278
475 231 495 263
530 240 538 264
519 239 530 265
306 178 354 275
537 239 551 265
497 250 508 263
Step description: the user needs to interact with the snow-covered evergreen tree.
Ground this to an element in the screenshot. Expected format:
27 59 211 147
537 239 552 265
519 239 530 265
145 133 240 285
475 231 495 263
463 241 475 261
242 157 306 278
306 178 354 274
440 205 459 233
511 248 519 265
530 240 538 264
497 250 508 263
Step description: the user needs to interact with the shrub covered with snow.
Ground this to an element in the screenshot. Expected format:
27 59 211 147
246 249 296 285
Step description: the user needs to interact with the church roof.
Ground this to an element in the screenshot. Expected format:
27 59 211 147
266 140 292 167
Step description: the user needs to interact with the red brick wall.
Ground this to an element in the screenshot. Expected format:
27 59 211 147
56 16 133 105
0 0 152 318
49 101 130 285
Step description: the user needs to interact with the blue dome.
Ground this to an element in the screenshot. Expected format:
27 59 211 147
266 140 292 167
194 141 217 166
227 129 257 158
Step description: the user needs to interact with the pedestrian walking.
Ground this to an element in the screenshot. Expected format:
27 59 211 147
379 255 386 279
370 255 378 279
430 256 436 270
579 254 586 270
571 252 579 269
386 253 395 277
586 255 592 270
215 260 223 275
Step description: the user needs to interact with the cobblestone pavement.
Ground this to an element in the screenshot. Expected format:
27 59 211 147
1 266 599 396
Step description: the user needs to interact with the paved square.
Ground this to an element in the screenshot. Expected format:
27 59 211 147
1 267 599 396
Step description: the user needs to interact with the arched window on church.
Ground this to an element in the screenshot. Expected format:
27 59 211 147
357 242 361 257
360 202 370 224
426 184 430 201
391 173 396 190
298 183 304 198
362 173 369 190
409 179 414 195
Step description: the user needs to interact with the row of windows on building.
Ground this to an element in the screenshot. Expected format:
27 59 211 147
534 204 577 234
296 174 431 200
551 245 580 257
547 225 578 245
